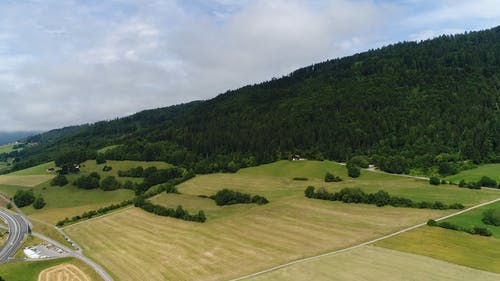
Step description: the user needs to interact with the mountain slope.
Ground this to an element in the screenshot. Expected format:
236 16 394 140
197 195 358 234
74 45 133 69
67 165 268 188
14 26 500 174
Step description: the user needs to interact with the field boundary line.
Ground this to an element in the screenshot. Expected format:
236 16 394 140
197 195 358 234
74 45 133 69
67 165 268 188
230 197 500 281
62 206 134 229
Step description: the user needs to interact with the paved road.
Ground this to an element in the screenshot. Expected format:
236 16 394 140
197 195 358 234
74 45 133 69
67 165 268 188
0 209 30 263
32 232 114 281
0 206 113 281
231 197 500 280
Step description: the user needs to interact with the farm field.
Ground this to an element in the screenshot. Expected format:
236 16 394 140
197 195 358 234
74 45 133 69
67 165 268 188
0 160 176 223
0 143 17 154
38 263 91 281
443 201 500 238
0 257 101 281
62 160 500 281
375 226 500 273
248 245 500 281
65 204 447 281
445 163 500 183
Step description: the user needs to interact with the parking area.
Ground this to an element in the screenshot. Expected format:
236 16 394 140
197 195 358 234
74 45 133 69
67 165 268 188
23 243 69 259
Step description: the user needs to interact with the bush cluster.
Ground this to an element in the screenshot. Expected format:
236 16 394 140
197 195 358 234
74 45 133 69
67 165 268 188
51 174 69 186
324 172 342 182
458 176 498 189
482 209 500 226
427 219 492 236
118 166 185 194
429 176 440 185
210 189 269 206
305 186 464 210
13 190 35 207
74 172 101 189
133 196 206 222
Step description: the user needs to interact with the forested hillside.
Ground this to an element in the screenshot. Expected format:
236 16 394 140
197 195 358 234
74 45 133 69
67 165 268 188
10 26 500 175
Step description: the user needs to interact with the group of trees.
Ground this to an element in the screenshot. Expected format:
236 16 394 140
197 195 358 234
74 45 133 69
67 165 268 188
133 196 206 222
458 176 498 189
209 189 269 206
305 186 464 210
13 190 45 209
118 166 185 194
74 172 101 189
427 219 492 236
51 174 69 186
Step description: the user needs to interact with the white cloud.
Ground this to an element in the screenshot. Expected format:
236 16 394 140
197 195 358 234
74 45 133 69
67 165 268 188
0 0 498 131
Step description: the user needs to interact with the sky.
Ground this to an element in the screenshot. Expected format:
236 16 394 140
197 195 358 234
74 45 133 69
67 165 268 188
0 0 499 132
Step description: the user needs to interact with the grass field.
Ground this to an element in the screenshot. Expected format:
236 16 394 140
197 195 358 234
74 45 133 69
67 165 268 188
375 226 500 273
0 175 54 187
0 160 177 223
0 258 101 281
443 201 500 238
30 219 74 248
0 143 17 154
445 163 500 183
248 245 500 281
65 206 447 281
63 160 500 280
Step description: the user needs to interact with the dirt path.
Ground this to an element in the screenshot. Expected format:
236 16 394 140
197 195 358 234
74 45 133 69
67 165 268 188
38 263 91 281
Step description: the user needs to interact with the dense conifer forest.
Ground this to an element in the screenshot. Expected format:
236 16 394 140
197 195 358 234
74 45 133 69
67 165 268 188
8 26 500 176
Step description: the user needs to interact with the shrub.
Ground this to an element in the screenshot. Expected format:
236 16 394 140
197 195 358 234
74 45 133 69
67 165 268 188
324 172 342 182
51 174 69 186
427 219 438 226
458 179 466 187
100 176 121 191
305 186 315 198
482 209 500 226
479 176 497 188
347 163 360 178
33 196 46 209
429 176 440 185
347 156 369 168
470 226 492 236
74 174 100 189
102 165 112 172
13 190 35 207
211 189 268 206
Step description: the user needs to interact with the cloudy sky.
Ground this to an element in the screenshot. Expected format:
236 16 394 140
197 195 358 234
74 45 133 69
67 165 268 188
1 0 499 132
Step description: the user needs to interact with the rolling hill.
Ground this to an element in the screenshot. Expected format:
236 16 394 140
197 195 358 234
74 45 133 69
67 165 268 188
10 26 500 176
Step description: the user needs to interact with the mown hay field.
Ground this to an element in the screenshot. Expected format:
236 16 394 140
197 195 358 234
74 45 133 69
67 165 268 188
248 245 500 281
38 263 91 281
375 226 500 274
66 201 447 280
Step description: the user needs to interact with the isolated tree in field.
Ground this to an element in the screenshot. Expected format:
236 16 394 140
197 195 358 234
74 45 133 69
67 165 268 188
429 176 440 185
100 176 121 191
347 163 360 178
51 174 69 186
33 196 46 209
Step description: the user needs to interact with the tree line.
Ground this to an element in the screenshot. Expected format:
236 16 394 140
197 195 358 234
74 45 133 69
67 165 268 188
305 186 464 210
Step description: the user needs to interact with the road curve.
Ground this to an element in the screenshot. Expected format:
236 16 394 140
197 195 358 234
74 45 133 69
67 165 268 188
0 209 30 263
32 232 114 281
